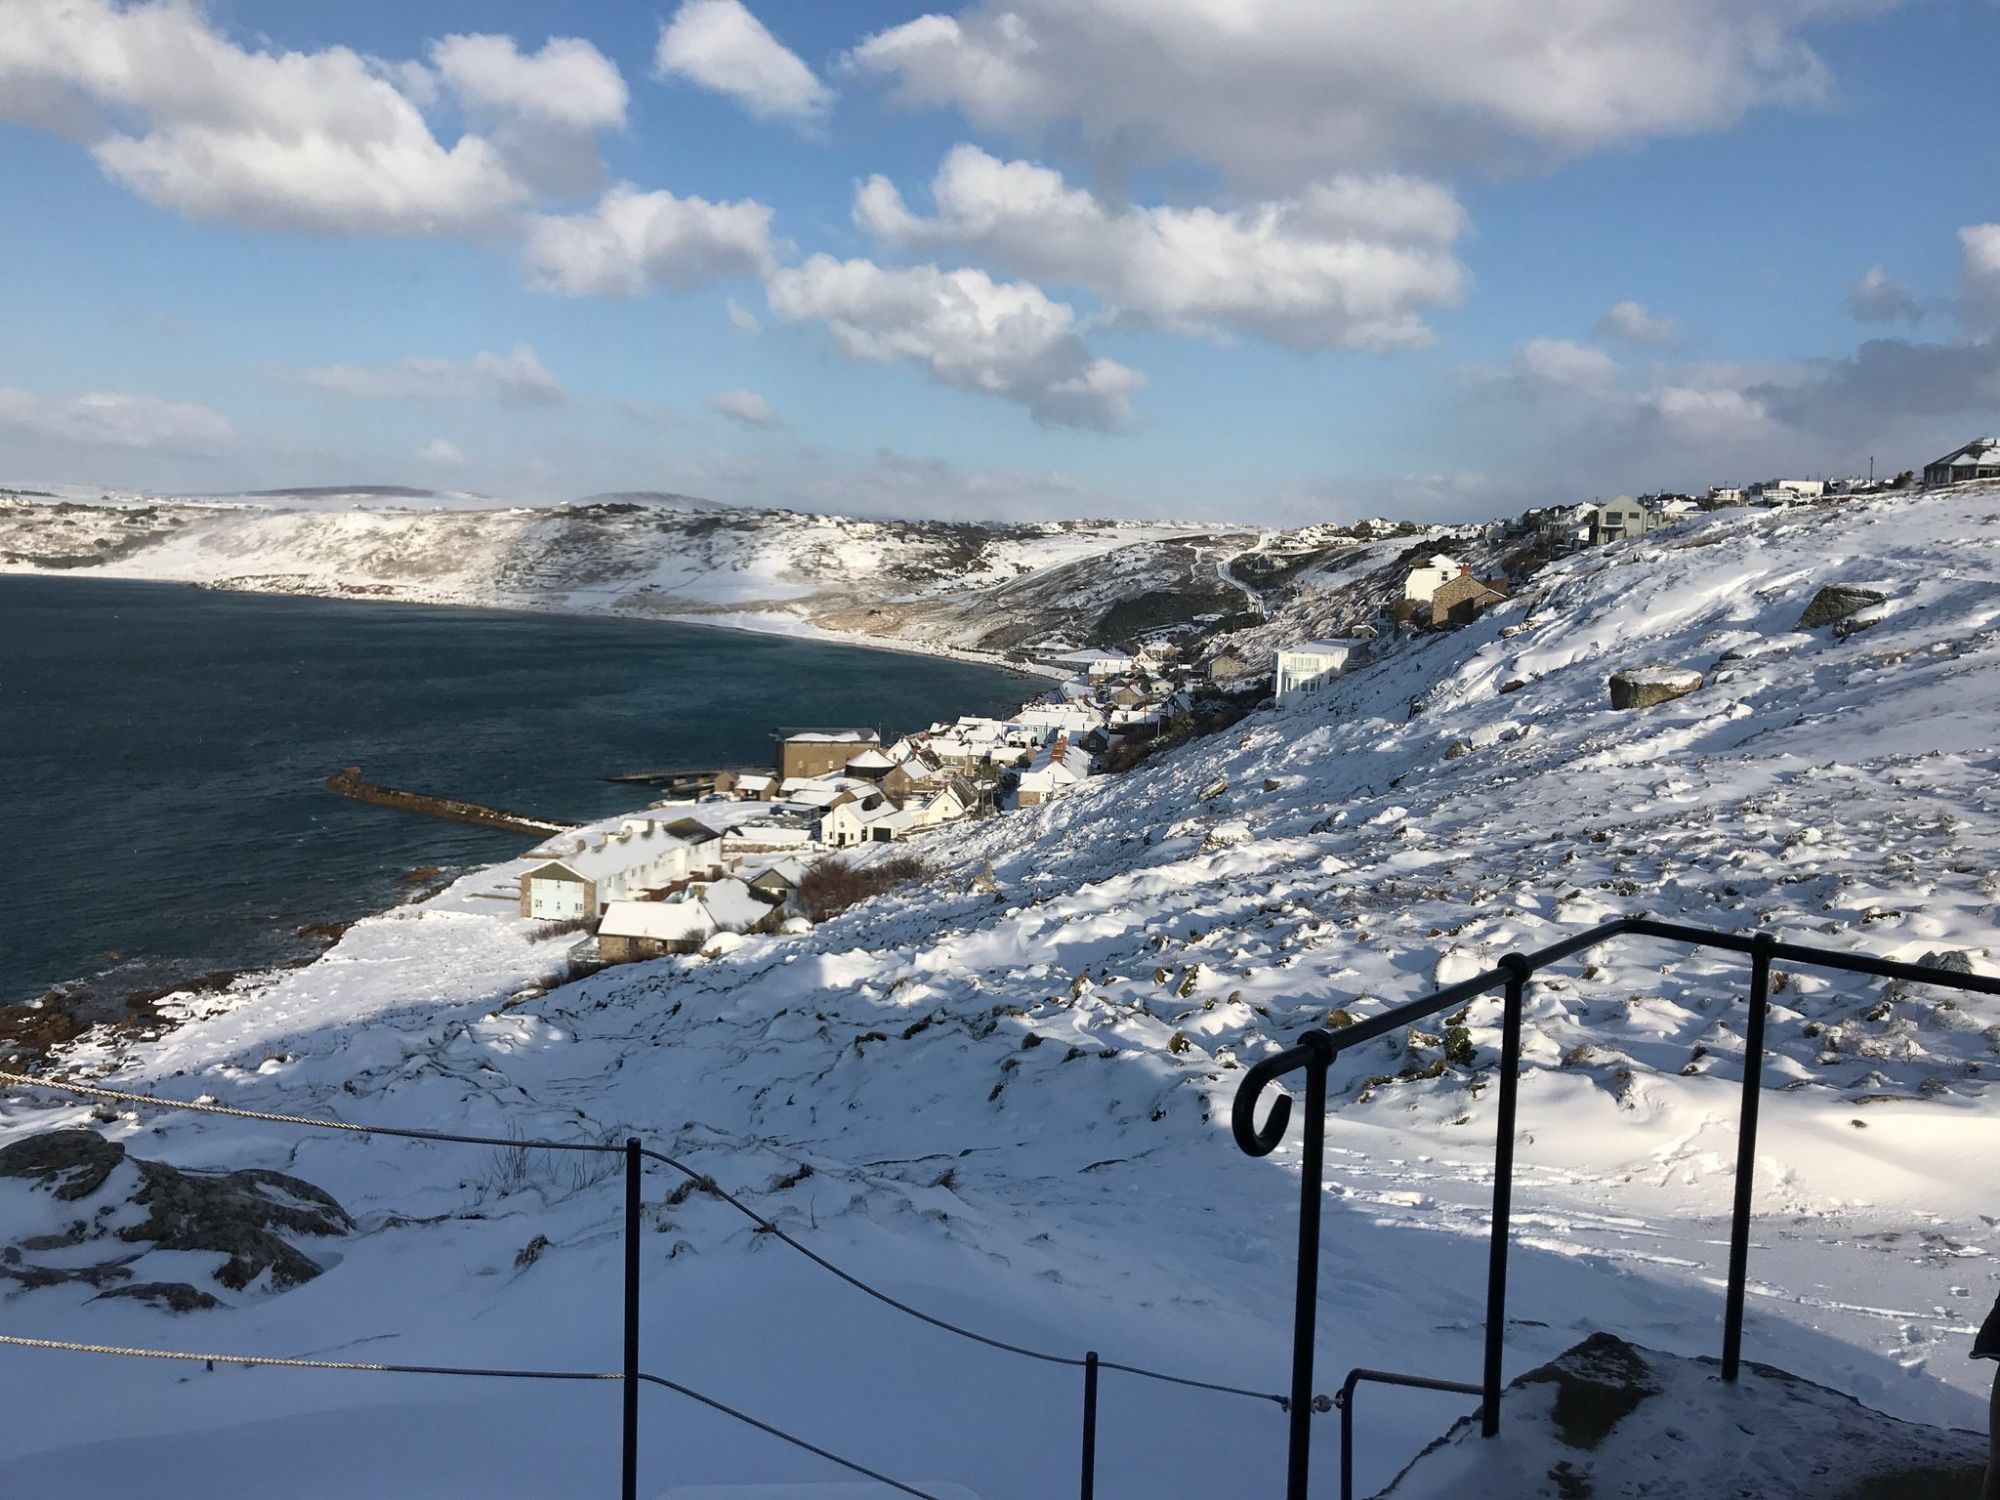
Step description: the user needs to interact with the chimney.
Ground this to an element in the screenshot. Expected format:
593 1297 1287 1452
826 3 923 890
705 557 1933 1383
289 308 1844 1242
1459 564 1472 578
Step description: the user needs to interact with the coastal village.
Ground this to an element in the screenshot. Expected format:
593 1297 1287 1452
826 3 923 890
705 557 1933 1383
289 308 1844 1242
488 435 2000 969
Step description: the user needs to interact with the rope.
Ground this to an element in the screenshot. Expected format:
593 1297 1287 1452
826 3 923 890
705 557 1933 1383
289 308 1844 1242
0 1070 618 1153
0 1070 1291 1410
639 1149 1287 1406
0 1334 939 1500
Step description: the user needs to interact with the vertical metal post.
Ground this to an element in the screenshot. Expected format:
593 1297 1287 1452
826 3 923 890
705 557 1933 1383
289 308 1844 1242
1079 1350 1099 1500
1285 1032 1333 1500
1722 934 1774 1381
1338 1379 1356 1500
623 1137 642 1500
1482 957 1528 1438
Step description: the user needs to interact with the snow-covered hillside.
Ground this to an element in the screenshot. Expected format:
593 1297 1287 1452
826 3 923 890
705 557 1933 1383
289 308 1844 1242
4 486 1999 1497
0 485 1264 656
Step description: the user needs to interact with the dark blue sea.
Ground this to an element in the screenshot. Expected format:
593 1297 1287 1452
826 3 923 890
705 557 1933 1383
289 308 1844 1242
0 575 1031 1010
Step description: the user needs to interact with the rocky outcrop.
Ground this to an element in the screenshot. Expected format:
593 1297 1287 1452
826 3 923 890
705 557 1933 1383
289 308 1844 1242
0 1128 354 1303
1799 584 1887 630
1371 1332 1983 1498
1609 666 1703 710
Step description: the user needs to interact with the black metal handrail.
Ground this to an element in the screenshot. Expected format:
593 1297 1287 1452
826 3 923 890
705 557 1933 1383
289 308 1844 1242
1233 915 2000 1499
1335 1369 1483 1500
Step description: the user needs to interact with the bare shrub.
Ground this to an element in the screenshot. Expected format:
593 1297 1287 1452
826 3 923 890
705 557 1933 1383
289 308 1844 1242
528 915 595 943
797 854 927 923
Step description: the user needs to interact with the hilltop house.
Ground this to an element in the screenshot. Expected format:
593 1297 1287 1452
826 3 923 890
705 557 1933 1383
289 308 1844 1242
778 730 880 781
1925 438 2000 488
1205 648 1261 684
1273 639 1363 705
1428 569 1509 626
1402 555 1460 603
1589 496 1657 544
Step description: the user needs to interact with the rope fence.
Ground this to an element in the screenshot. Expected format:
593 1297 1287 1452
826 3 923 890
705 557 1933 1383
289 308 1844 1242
0 1065 1299 1498
0 1333 940 1499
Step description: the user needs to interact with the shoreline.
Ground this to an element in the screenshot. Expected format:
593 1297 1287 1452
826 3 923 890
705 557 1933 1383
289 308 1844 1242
0 562 1068 679
0 575 1064 1064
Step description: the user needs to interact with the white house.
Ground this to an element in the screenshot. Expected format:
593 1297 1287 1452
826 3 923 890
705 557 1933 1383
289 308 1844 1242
1016 737 1092 807
1402 556 1460 604
1053 648 1134 678
1745 478 1825 505
1273 639 1363 705
518 820 693 919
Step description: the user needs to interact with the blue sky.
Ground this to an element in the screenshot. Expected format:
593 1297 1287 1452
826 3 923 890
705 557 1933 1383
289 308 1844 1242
1 0 1997 522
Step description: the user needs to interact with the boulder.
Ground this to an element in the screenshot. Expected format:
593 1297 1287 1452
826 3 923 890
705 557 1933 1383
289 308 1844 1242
1372 1332 1983 1498
0 1128 354 1296
1609 665 1703 710
1799 583 1887 630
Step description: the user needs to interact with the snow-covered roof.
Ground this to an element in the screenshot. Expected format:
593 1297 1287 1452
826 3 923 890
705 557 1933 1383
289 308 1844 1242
783 729 879 744
1283 638 1364 657
702 877 770 931
844 748 895 771
524 823 689 882
599 900 713 942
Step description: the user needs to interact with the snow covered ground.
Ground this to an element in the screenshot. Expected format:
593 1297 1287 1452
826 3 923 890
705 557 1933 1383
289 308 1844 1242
4 486 2000 1497
0 485 1234 659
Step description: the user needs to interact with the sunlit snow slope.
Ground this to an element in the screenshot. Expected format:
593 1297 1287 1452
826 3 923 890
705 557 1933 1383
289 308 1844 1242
3 486 1999 1498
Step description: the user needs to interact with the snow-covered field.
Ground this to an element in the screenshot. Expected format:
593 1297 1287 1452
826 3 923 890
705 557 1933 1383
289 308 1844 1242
4 486 1999 1497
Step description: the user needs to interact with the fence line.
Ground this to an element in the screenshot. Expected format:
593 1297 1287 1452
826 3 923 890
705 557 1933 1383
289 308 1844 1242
0 1333 939 1499
0 1069 1292 1411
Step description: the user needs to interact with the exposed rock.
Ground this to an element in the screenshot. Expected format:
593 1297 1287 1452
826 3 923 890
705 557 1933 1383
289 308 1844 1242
1609 665 1703 710
125 1156 355 1289
1444 739 1473 760
1799 583 1887 630
1196 777 1229 802
0 1129 126 1201
1919 949 1977 975
0 1128 354 1297
1498 679 1527 695
1371 1332 1982 1498
96 1281 222 1313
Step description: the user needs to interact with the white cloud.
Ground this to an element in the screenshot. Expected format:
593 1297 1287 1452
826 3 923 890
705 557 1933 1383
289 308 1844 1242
726 298 762 334
0 385 233 455
1846 266 1922 324
523 184 777 296
1513 337 1620 388
1643 383 1772 441
708 388 781 428
846 1 1852 186
854 145 1465 352
417 437 466 466
0 0 525 236
430 34 627 132
430 33 628 194
1592 299 1676 345
656 0 831 122
300 345 566 405
765 254 1144 430
1962 225 2000 335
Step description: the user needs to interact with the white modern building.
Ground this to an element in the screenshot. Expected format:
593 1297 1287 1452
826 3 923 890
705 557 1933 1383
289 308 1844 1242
1402 556 1460 604
1273 639 1364 705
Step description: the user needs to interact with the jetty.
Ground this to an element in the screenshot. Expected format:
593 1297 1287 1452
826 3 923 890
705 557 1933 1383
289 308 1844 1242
324 766 572 837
